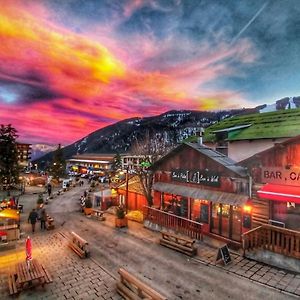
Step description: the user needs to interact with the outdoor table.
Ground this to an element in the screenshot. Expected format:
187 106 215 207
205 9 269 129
14 259 48 291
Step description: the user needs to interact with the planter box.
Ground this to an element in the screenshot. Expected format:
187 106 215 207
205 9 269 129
84 207 93 215
115 217 128 228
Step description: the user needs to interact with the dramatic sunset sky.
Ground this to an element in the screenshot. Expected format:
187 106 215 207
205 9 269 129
0 0 299 145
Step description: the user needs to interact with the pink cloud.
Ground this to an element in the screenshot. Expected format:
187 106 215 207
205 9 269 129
0 1 257 144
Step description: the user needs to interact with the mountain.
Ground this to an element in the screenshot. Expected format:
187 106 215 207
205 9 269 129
30 144 57 160
34 96 300 167
34 108 257 166
259 96 300 113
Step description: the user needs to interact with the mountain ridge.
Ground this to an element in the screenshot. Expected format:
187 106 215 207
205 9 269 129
33 96 300 165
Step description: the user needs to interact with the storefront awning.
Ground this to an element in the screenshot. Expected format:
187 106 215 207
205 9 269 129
0 209 20 221
257 184 300 204
153 182 249 206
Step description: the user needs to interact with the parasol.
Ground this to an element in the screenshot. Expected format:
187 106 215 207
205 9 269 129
26 236 32 268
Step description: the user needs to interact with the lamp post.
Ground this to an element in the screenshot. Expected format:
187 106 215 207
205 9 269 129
125 162 133 214
125 170 129 214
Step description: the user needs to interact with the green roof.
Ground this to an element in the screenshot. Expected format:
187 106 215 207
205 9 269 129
202 108 300 142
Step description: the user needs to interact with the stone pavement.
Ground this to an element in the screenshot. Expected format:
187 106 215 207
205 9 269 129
0 230 122 300
1 183 300 299
102 213 300 298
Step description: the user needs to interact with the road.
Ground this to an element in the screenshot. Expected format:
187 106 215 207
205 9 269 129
44 182 295 300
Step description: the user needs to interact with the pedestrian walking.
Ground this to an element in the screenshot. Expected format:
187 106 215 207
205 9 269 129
40 209 47 231
28 209 39 233
47 183 52 197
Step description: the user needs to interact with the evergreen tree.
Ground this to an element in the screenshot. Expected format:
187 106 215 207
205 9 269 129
0 124 19 191
50 144 66 180
111 153 122 171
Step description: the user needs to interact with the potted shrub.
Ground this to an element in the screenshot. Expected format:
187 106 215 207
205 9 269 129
84 198 93 215
115 206 128 228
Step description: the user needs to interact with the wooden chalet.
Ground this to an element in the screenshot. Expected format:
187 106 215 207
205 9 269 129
116 175 148 211
145 141 251 245
240 135 300 259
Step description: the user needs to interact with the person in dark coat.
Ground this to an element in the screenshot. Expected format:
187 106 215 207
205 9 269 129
47 184 52 197
28 209 39 233
40 209 47 230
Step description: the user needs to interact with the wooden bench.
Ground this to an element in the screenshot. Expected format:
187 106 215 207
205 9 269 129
117 268 167 300
57 189 63 196
159 231 197 257
68 231 90 258
91 209 106 221
46 215 55 230
8 274 18 296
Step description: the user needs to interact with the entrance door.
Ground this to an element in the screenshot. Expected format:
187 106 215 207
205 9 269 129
211 203 221 235
220 204 230 239
210 203 234 239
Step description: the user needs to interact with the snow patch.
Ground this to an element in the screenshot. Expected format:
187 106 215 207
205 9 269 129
259 103 277 113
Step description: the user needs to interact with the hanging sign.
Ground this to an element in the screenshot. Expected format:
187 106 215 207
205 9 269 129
171 169 220 187
261 167 300 186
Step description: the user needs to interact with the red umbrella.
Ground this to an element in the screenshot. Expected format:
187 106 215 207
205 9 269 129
26 236 32 263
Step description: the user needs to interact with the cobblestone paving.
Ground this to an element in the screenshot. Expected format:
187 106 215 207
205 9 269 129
194 243 300 298
0 231 122 300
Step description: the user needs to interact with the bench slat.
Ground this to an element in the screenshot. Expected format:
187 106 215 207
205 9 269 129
160 232 197 257
68 243 85 258
8 274 18 295
118 268 167 300
160 240 197 256
116 282 141 300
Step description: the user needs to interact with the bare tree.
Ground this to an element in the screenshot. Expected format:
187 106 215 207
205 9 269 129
130 131 175 206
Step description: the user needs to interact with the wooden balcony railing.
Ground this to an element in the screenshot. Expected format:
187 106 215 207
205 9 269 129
242 224 300 259
143 206 203 241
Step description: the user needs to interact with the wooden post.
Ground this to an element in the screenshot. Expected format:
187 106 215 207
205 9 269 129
125 170 129 214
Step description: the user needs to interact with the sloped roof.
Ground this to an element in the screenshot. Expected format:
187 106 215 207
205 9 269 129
185 142 247 177
116 175 144 194
240 134 300 164
0 209 20 221
203 108 300 142
152 142 247 177
71 153 115 160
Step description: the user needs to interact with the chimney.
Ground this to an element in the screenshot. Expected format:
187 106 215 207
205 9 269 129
197 127 204 145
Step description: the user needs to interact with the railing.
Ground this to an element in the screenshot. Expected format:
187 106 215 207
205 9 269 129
143 206 203 241
242 224 300 259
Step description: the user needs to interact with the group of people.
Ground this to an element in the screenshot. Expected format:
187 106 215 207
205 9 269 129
0 196 18 210
28 208 47 233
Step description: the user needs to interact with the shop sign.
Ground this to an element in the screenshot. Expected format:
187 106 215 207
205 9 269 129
262 167 300 186
171 169 220 187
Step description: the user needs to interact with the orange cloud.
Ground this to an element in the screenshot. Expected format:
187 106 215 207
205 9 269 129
0 1 256 144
